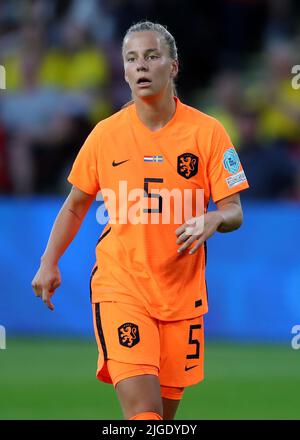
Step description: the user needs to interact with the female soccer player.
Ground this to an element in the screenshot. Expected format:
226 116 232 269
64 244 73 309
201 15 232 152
32 21 249 420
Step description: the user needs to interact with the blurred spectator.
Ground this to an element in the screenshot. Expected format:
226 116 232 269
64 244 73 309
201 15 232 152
39 20 109 92
237 111 298 199
66 0 115 43
253 41 300 144
200 71 244 146
0 10 112 193
38 19 112 122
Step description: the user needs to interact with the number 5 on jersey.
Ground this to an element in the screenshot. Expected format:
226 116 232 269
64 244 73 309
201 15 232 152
143 177 163 214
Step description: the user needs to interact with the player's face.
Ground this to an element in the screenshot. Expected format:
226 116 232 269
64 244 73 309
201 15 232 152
123 31 178 99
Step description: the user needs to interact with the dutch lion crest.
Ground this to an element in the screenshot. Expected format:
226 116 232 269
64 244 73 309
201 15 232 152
118 322 140 348
177 153 199 179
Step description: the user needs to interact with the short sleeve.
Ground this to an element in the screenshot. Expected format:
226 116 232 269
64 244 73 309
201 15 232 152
67 125 100 195
208 120 249 202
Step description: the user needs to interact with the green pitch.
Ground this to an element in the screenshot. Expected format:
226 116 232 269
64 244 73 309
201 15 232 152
0 338 299 419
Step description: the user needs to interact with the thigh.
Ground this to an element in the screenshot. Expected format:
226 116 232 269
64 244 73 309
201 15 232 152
92 301 160 383
115 374 163 419
158 315 205 387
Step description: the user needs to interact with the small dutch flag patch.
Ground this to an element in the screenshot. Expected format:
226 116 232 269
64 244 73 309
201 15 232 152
144 155 164 163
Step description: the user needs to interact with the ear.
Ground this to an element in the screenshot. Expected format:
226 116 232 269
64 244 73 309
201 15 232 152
170 59 179 79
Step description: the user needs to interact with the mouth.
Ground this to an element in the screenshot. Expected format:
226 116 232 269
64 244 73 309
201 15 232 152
136 77 152 88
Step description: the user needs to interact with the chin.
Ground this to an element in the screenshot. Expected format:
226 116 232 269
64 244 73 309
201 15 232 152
137 88 155 96
135 89 159 101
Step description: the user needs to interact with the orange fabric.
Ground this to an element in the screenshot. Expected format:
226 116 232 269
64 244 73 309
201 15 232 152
92 301 204 388
130 412 163 420
161 385 184 400
69 97 249 321
107 360 159 387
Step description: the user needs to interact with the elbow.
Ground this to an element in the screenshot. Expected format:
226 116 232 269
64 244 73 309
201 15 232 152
231 208 243 232
235 209 243 230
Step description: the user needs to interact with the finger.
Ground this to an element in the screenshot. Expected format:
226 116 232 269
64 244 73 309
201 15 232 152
175 217 199 237
175 223 187 237
176 221 201 244
51 279 60 290
176 223 199 244
176 231 190 245
189 237 205 255
47 301 54 311
42 290 55 311
177 235 198 253
32 283 42 297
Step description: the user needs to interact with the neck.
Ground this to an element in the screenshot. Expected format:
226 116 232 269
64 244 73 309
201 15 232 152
134 89 176 132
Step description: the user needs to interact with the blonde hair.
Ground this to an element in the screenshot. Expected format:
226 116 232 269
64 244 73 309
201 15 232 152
123 21 178 60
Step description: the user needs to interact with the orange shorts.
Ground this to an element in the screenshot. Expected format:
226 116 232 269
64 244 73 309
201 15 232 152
92 300 204 398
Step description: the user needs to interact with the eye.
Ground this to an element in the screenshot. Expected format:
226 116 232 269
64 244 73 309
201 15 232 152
127 57 135 63
148 55 159 60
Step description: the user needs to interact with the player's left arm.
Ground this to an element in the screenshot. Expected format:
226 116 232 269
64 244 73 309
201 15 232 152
214 192 243 233
175 192 243 255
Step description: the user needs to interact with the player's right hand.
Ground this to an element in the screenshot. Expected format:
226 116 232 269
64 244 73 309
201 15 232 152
31 263 61 311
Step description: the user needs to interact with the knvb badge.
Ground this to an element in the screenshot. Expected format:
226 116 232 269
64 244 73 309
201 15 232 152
0 325 6 349
0 65 6 89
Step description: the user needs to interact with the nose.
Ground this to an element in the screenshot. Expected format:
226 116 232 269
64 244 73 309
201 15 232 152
136 59 148 72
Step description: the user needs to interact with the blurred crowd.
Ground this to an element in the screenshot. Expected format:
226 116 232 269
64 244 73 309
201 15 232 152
0 0 300 199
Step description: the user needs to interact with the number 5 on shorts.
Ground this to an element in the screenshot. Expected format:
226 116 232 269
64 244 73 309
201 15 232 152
186 324 201 359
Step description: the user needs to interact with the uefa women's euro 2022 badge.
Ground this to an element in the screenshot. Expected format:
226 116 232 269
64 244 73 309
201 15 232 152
223 148 241 174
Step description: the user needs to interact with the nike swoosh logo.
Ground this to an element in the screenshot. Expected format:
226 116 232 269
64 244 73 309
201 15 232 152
112 159 129 167
185 365 197 371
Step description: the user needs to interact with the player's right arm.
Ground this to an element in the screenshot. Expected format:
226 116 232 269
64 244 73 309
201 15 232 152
31 186 95 311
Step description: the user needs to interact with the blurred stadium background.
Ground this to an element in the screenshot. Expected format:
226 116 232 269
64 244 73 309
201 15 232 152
0 0 300 420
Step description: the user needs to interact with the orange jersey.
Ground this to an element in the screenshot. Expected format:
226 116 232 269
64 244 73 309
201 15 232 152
68 97 249 320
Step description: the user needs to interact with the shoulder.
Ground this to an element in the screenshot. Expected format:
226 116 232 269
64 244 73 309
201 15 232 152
179 101 219 127
92 106 130 135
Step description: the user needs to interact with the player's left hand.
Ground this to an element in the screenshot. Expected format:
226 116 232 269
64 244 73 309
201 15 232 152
175 211 223 255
